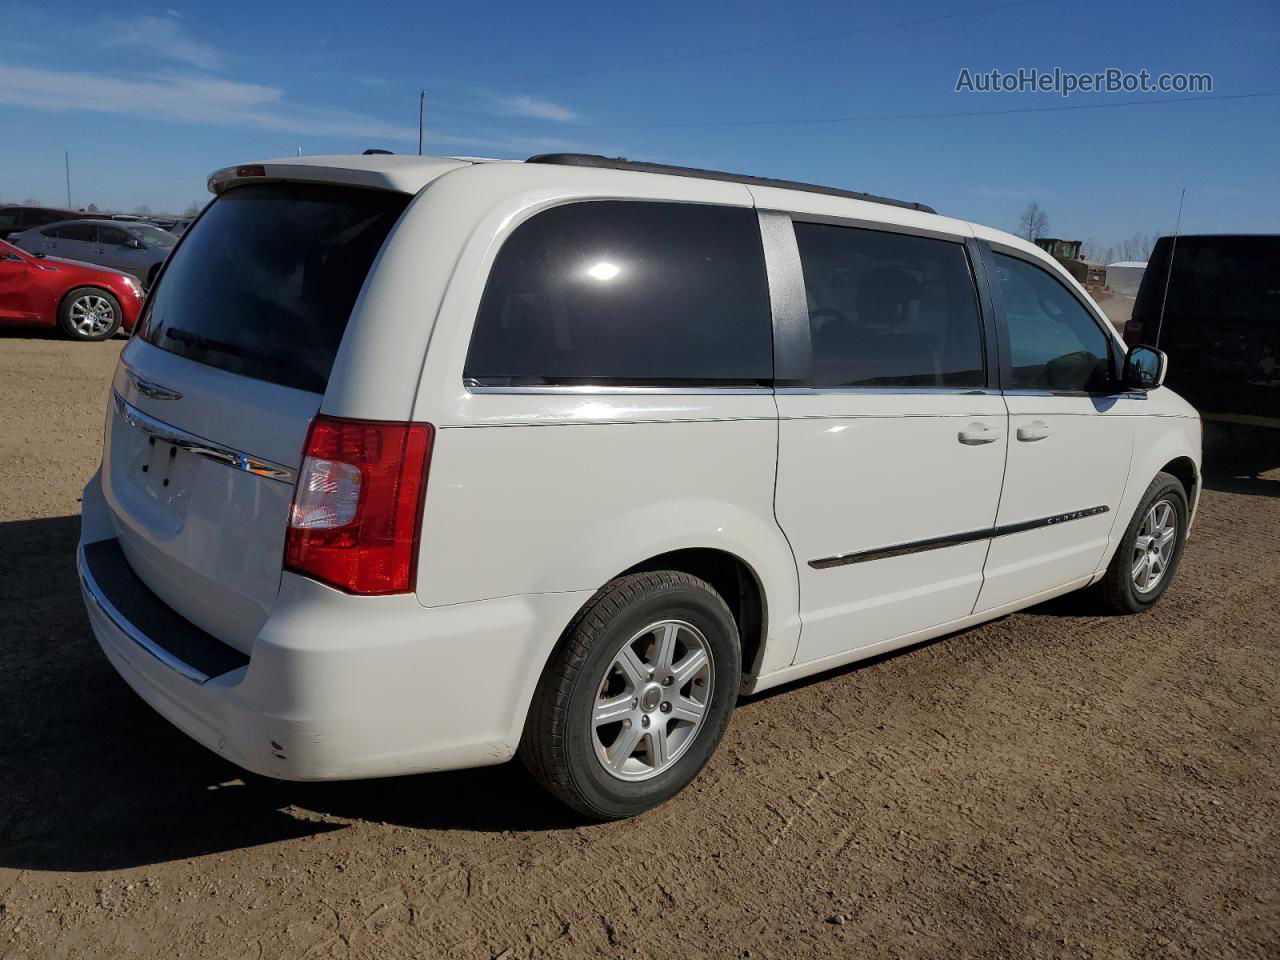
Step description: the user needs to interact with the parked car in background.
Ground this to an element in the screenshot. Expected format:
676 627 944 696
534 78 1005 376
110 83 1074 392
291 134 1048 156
79 153 1200 819
1127 234 1280 453
8 218 176 287
0 204 80 241
0 239 144 340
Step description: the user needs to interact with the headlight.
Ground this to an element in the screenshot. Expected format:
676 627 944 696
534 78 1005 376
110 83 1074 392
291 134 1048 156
123 277 145 299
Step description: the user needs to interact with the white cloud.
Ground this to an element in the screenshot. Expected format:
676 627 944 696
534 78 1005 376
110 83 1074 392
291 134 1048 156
0 65 417 142
102 14 222 70
0 65 610 157
497 94 579 123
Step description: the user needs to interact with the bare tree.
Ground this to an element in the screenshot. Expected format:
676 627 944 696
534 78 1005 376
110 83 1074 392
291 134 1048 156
133 204 152 216
181 202 200 217
21 197 40 206
1017 201 1050 241
86 202 100 213
1115 233 1155 262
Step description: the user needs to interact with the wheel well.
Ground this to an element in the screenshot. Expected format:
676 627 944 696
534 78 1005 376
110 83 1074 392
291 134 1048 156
1161 456 1198 504
621 549 767 677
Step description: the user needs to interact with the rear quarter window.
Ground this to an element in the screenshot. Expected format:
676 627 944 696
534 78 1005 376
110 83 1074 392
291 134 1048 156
139 184 408 394
464 201 773 387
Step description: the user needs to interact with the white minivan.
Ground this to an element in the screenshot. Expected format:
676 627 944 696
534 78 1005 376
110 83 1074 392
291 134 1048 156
79 153 1201 818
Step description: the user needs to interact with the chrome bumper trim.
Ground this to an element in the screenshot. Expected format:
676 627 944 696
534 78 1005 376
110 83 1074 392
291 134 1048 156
112 391 297 484
78 544 209 684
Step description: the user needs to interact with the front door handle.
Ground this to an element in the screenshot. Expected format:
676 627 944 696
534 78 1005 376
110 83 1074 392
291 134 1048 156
958 422 1003 445
1016 420 1051 442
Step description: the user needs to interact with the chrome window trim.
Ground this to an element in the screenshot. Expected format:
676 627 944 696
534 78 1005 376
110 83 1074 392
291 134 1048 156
112 391 297 484
464 384 774 396
77 544 210 684
775 386 999 397
810 505 1110 569
464 385 1002 397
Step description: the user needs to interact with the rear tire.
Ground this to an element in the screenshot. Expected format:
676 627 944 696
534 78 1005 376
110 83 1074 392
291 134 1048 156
520 571 741 820
1099 471 1189 614
58 287 122 341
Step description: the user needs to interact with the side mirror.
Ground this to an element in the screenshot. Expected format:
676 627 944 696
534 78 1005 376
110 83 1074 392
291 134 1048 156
126 239 145 250
1123 345 1168 391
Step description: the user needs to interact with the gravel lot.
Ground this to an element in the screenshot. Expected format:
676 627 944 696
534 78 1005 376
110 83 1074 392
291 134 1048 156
1 333 1277 959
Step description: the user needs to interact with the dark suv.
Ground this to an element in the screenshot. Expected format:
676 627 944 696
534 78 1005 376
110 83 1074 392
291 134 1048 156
0 205 80 241
1127 234 1280 454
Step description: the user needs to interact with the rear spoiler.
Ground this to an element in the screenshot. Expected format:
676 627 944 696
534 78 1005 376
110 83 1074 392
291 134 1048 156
206 157 474 196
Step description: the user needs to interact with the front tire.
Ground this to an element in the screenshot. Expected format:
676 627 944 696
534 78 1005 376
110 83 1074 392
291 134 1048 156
520 571 741 820
1099 471 1189 614
58 287 122 341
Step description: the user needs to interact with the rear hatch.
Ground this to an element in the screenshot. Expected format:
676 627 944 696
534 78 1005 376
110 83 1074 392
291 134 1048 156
102 182 410 653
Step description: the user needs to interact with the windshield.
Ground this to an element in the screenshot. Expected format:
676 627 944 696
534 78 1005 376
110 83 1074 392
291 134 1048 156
132 224 177 248
138 182 408 393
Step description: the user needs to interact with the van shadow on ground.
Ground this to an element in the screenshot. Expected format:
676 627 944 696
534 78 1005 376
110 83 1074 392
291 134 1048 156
0 514 579 874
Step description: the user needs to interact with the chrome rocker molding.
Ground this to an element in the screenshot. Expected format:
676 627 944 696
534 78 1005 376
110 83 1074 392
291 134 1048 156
810 505 1111 569
113 391 297 484
77 545 210 684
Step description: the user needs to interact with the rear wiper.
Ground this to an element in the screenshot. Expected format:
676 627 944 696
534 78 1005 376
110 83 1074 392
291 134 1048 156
163 327 285 367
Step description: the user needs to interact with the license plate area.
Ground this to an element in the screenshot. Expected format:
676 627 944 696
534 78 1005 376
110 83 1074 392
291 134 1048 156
134 434 199 508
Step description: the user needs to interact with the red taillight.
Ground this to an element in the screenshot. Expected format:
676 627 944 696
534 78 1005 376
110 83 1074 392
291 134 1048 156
1122 318 1144 346
235 164 266 178
284 416 434 595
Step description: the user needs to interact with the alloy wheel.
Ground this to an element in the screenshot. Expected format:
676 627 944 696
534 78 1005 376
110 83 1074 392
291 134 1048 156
69 295 116 336
1132 498 1177 594
591 619 714 782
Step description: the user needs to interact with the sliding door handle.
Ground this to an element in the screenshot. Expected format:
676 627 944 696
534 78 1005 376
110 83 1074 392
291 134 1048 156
1016 420 1051 442
958 422 1003 445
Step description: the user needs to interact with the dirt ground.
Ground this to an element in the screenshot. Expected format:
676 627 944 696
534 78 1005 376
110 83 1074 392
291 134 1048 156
1 332 1277 960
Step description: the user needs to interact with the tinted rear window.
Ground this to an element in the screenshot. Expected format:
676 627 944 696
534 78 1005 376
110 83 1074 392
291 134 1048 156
1135 236 1280 327
464 201 772 387
139 183 408 393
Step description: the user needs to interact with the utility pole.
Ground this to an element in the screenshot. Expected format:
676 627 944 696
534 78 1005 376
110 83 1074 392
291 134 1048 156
64 151 71 207
418 89 425 156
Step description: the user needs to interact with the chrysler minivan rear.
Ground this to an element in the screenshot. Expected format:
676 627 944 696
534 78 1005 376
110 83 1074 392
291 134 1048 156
78 157 590 779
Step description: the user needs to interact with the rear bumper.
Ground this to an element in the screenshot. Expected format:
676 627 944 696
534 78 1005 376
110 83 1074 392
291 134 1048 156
79 472 589 780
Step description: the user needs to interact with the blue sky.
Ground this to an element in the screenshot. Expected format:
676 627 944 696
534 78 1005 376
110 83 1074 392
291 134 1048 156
1 0 1277 250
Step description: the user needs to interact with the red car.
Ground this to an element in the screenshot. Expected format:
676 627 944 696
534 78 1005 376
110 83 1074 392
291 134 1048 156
0 239 145 340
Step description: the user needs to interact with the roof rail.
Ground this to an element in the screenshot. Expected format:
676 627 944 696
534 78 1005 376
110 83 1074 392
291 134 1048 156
526 153 936 215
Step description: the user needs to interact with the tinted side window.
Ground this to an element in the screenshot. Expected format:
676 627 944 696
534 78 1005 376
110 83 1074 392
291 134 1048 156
99 226 131 246
465 201 772 386
994 253 1113 392
794 223 985 388
0 211 18 227
59 223 96 242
